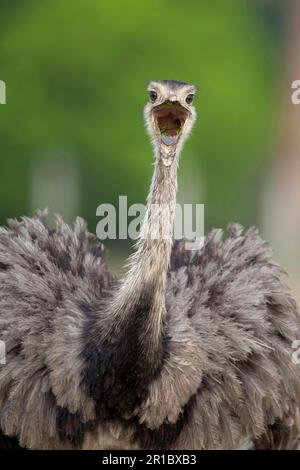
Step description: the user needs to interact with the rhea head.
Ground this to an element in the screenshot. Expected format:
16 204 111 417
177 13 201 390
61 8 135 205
144 80 197 167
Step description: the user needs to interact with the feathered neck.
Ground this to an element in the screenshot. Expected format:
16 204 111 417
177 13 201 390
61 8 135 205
108 154 178 362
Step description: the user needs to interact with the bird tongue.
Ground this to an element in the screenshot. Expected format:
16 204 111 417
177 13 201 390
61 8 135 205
161 133 177 146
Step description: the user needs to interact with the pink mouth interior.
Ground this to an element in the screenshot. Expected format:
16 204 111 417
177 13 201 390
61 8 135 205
153 102 187 145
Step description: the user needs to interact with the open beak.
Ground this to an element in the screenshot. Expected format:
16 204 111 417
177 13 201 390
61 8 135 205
153 101 188 146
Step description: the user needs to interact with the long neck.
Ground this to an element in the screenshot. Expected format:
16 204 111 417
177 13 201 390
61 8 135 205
109 151 178 359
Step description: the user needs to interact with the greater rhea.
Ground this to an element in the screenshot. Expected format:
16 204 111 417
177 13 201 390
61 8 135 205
0 80 300 450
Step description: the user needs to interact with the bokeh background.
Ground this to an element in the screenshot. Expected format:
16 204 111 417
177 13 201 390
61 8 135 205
0 0 300 300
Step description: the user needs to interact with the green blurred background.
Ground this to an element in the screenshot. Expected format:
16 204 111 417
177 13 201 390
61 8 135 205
0 0 299 296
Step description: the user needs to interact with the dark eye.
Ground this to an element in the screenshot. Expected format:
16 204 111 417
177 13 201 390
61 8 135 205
149 90 158 102
186 94 194 105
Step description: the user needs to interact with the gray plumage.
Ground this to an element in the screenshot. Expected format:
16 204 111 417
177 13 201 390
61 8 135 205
0 80 300 450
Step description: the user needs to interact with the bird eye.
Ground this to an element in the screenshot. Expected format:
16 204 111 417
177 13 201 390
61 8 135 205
186 94 194 105
149 90 158 103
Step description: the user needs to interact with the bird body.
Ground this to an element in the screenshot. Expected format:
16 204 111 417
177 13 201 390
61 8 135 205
0 80 300 449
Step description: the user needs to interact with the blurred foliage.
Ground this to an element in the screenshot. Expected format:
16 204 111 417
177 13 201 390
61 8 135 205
0 0 283 244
